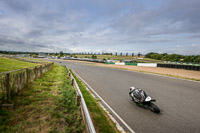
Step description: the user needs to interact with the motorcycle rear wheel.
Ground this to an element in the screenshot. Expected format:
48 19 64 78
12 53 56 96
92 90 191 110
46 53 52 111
149 103 160 114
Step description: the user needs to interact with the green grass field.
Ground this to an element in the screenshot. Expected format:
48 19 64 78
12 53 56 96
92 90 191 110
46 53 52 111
0 64 83 132
21 57 51 63
0 57 40 72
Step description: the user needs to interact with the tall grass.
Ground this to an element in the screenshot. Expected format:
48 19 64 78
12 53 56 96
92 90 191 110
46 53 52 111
0 64 83 132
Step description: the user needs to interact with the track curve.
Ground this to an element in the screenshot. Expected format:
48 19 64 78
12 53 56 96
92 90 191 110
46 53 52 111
56 60 200 133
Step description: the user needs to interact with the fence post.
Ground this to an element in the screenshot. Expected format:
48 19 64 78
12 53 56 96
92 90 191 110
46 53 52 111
6 73 10 100
26 69 29 83
34 66 38 78
40 66 42 76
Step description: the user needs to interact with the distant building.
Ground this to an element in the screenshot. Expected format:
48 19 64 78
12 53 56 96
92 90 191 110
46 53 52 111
16 54 30 57
38 53 48 58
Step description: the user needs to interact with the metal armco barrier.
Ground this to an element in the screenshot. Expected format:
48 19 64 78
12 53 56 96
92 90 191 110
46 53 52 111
66 66 96 133
157 63 200 71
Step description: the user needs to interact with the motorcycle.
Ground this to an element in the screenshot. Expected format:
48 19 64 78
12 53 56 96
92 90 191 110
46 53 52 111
129 87 160 114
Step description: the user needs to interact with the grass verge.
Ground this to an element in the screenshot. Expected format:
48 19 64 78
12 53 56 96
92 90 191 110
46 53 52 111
70 69 120 133
0 57 39 72
0 64 83 133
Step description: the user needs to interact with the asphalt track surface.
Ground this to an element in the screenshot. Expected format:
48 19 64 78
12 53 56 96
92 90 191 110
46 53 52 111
55 60 200 133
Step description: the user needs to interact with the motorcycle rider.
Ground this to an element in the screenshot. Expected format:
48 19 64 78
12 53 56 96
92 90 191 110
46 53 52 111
129 87 147 104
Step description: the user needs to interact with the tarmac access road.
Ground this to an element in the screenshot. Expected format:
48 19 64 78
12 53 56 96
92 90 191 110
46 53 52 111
54 60 200 133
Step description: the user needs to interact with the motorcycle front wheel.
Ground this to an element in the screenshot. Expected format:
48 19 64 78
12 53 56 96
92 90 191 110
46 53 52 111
149 103 160 114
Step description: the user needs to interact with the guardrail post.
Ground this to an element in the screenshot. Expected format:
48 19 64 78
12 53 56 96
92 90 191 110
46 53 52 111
76 94 81 106
71 78 74 86
6 73 10 100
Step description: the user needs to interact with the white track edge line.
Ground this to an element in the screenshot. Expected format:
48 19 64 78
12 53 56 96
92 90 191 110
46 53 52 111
72 69 135 133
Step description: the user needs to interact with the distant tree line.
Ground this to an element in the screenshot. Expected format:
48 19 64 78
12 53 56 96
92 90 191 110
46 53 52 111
0 51 40 55
145 52 200 63
0 50 139 57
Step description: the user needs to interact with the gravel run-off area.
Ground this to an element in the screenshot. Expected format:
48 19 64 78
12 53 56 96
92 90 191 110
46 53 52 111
97 64 200 81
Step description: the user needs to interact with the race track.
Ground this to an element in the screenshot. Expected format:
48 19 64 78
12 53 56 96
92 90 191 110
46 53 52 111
55 60 200 133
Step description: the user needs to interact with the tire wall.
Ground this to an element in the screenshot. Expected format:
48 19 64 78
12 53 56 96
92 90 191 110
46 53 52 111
157 64 200 71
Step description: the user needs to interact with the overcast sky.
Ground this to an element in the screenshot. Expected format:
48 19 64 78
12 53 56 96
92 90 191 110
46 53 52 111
0 0 200 55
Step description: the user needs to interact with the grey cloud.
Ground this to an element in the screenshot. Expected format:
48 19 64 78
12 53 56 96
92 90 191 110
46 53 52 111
0 36 25 45
71 42 79 46
0 0 200 55
32 44 47 48
112 0 200 36
159 44 200 55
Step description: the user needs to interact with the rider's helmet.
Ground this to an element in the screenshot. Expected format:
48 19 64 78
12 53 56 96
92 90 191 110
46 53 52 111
130 86 136 92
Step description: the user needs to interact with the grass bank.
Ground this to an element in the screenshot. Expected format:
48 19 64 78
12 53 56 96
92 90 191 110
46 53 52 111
70 69 120 133
0 64 83 133
0 57 39 72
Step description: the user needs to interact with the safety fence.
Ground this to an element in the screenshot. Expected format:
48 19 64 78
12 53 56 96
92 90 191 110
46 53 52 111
66 66 96 133
0 63 54 104
105 62 200 70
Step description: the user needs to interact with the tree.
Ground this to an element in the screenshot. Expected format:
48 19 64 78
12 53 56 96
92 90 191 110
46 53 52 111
92 55 97 59
150 53 163 60
184 56 192 63
120 52 122 56
115 52 117 56
59 51 64 57
194 55 200 63
137 52 141 57
132 53 134 57
126 53 128 56
145 52 156 58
